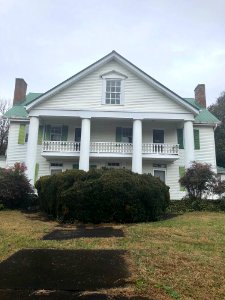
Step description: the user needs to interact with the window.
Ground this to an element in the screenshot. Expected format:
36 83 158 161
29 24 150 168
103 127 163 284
116 127 132 143
50 162 63 175
50 125 62 141
105 79 121 104
107 162 120 169
154 169 166 183
101 71 127 105
153 130 164 143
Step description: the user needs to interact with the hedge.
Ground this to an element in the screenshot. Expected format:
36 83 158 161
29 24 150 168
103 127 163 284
35 169 170 223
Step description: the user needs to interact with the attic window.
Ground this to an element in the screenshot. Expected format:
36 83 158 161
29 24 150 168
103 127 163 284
101 71 127 105
105 79 121 104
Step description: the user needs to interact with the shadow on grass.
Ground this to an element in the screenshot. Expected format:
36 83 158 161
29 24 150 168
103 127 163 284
0 249 150 299
0 249 130 291
43 227 125 240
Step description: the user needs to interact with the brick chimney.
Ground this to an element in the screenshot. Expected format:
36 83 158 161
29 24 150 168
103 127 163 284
194 84 206 108
13 78 27 105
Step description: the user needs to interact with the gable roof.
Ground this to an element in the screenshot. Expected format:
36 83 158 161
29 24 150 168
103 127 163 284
4 51 219 124
25 51 199 114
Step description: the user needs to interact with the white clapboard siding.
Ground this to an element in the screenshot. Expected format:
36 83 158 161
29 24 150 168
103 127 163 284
6 123 27 167
37 61 189 114
194 126 217 171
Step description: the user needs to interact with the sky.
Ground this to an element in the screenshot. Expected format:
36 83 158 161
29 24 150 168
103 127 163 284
0 0 224 107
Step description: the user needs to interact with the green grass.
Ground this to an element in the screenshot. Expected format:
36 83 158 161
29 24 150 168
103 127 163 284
0 210 225 299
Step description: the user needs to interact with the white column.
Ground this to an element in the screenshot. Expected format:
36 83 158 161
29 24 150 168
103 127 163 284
184 120 194 168
132 119 142 174
25 116 39 185
79 118 91 171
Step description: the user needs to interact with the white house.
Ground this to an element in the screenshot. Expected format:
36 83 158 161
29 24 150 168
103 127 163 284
5 51 220 199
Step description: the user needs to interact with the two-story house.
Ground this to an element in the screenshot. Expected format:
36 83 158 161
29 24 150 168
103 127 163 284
5 51 220 199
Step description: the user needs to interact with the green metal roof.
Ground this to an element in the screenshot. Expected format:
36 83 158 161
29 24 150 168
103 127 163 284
4 93 42 119
5 93 219 125
185 98 220 124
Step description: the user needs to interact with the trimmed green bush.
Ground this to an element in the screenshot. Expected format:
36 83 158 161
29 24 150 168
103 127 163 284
0 163 33 209
35 169 170 223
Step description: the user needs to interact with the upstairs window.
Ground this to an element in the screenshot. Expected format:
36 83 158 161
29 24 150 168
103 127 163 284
50 125 62 141
105 80 121 104
101 70 127 105
153 129 164 144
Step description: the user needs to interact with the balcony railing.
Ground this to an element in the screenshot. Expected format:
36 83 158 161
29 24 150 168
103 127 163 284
90 142 133 154
142 143 179 155
43 141 80 152
42 141 179 156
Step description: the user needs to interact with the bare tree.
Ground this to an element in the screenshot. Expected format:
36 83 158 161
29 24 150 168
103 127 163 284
0 100 10 155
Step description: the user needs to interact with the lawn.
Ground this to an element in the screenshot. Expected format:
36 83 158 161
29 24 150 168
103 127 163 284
0 210 224 299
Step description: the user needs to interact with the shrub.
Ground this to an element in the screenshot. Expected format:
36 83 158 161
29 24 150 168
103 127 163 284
35 169 170 223
0 163 33 209
179 162 217 200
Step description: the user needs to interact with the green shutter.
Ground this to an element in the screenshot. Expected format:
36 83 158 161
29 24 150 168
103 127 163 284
194 129 200 150
18 124 26 144
73 163 79 169
38 126 43 145
116 127 122 142
179 166 185 191
34 163 39 183
44 125 51 140
177 129 184 149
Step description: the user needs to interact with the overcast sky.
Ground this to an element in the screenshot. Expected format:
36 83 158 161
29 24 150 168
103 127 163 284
0 0 224 106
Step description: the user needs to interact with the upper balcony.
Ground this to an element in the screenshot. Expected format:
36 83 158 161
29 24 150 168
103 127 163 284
42 141 179 160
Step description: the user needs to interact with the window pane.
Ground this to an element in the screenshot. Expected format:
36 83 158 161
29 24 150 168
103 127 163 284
116 99 120 104
111 99 115 104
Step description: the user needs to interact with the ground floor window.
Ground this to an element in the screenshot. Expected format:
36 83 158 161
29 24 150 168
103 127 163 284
50 162 63 175
153 169 166 183
107 162 120 169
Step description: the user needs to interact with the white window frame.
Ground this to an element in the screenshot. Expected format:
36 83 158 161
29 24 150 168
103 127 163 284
50 162 63 175
153 168 167 184
101 71 127 105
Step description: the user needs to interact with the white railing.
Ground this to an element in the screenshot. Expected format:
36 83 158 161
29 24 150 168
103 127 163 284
90 142 133 154
42 141 179 156
142 143 179 155
42 141 80 152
